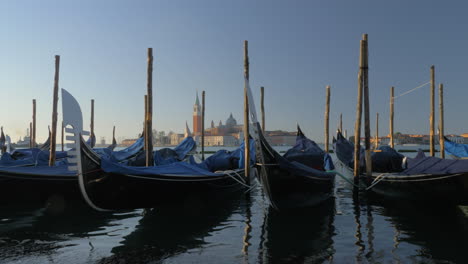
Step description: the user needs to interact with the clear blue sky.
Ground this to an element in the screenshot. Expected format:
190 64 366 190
1 0 467 143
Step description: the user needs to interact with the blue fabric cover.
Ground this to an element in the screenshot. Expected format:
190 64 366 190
444 137 468 158
284 132 334 171
0 162 75 176
154 137 196 165
402 156 468 175
277 151 335 180
101 157 222 177
100 139 247 176
0 149 68 167
110 137 144 162
334 131 402 172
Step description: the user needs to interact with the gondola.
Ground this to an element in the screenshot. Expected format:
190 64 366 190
333 130 468 204
255 123 336 210
0 90 192 205
444 136 468 159
63 89 250 211
243 78 335 210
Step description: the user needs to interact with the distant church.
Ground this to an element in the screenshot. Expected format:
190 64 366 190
192 92 243 139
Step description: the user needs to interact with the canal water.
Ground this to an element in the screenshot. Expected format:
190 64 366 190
0 147 467 263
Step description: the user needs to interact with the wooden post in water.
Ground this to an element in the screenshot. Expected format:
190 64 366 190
375 113 379 149
61 121 64 151
430 65 435 156
113 126 116 145
339 113 343 133
354 36 365 180
344 129 348 139
29 122 33 148
362 34 372 178
261 86 265 132
243 40 250 185
201 90 205 161
324 85 331 153
32 99 36 147
145 48 154 166
49 55 60 167
90 99 95 148
439 83 445 158
390 87 394 148
143 95 147 151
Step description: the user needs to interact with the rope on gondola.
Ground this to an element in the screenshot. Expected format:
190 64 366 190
365 173 386 190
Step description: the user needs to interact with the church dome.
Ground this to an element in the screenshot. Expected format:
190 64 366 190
226 113 237 127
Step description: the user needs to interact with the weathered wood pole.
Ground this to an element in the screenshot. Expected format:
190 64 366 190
390 86 394 148
49 55 60 166
430 65 435 156
439 83 445 158
201 90 206 161
61 121 64 151
344 129 348 139
145 48 154 166
32 99 36 147
324 85 331 153
143 95 147 150
339 113 343 133
354 36 365 180
90 99 95 148
261 86 265 132
362 34 372 178
29 122 33 148
375 113 379 149
113 126 116 145
243 40 250 185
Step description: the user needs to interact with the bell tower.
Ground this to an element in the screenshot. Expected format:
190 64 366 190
193 92 202 136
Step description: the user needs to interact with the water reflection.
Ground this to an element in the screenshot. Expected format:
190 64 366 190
101 193 243 263
258 198 336 263
0 201 137 262
372 201 468 263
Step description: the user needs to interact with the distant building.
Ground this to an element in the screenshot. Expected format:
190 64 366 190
170 133 185 145
204 135 238 146
265 130 296 146
193 92 202 136
121 138 138 147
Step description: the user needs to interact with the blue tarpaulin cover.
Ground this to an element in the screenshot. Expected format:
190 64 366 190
444 137 468 158
101 141 249 176
154 137 196 165
0 149 68 167
283 131 334 171
0 162 75 176
402 156 468 175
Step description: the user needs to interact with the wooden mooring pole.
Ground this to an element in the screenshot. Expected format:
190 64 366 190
439 83 445 158
29 122 33 148
202 90 205 161
362 34 371 178
90 99 95 148
390 87 394 148
243 40 250 185
32 99 36 147
375 113 379 149
261 86 265 132
430 65 435 156
143 95 147 150
146 48 154 166
339 113 343 133
354 36 365 181
49 55 60 167
61 121 64 151
324 85 330 153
